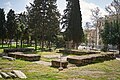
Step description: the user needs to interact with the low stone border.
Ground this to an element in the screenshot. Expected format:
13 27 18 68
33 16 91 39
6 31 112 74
4 48 35 53
59 49 101 55
8 52 40 61
67 53 116 66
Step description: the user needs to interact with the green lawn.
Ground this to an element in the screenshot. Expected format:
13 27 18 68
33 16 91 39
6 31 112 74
0 45 120 80
0 57 120 80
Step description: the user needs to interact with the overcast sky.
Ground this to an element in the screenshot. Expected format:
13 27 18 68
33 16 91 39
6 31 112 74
0 0 113 27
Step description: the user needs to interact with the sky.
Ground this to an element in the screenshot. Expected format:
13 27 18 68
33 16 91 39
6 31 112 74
0 0 113 27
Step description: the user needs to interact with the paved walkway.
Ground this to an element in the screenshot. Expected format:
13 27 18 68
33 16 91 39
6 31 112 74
42 54 71 61
42 55 60 59
33 54 70 67
33 54 76 68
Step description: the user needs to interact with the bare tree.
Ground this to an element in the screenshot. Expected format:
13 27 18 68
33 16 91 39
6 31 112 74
105 0 120 15
91 7 101 48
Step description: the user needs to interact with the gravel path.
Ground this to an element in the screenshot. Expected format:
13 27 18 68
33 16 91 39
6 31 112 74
33 61 51 66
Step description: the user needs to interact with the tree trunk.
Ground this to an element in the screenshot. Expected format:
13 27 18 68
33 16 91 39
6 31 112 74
1 38 4 48
41 40 44 51
75 43 79 50
20 38 23 48
48 41 51 50
118 44 120 55
9 39 12 48
27 37 29 46
35 38 37 51
15 39 18 48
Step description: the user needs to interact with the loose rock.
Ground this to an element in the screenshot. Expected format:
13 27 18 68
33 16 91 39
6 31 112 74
0 72 10 79
7 72 17 78
11 70 27 79
2 56 16 61
0 74 2 78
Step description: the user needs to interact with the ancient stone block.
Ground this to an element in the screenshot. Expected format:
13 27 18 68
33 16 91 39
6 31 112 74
51 60 68 68
2 56 16 61
8 52 40 61
0 72 10 79
7 72 17 78
4 48 34 53
0 74 2 78
11 70 27 79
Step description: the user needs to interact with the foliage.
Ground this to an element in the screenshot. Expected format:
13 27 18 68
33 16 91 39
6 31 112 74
27 0 60 50
105 0 120 15
101 19 120 52
0 8 6 47
101 0 120 53
6 9 17 47
16 12 29 48
61 0 84 49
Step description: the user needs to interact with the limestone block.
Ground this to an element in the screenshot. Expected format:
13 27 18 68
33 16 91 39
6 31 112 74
11 70 27 79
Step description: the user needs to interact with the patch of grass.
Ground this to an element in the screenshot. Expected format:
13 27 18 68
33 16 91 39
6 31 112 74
0 49 3 53
0 51 120 80
40 51 59 55
41 57 56 62
61 60 120 80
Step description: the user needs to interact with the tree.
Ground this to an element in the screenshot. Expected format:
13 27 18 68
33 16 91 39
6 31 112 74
27 0 60 50
62 0 84 49
26 0 43 50
105 0 120 15
6 9 17 47
101 19 120 53
101 0 120 53
16 12 29 48
101 20 111 51
0 8 6 47
91 7 101 48
84 22 92 46
44 0 60 49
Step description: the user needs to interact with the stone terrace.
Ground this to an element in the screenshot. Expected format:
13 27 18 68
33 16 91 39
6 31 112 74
67 52 116 66
4 48 34 53
8 52 40 61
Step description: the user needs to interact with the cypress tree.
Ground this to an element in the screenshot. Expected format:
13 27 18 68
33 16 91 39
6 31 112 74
0 8 6 47
6 9 17 47
62 0 84 49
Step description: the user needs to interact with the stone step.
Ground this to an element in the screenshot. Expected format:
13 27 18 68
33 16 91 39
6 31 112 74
59 49 101 55
4 48 34 53
8 52 40 61
67 53 116 66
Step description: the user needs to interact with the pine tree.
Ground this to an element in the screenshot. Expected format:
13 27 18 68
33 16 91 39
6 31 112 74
16 12 29 48
26 0 44 50
44 0 60 49
27 0 60 50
